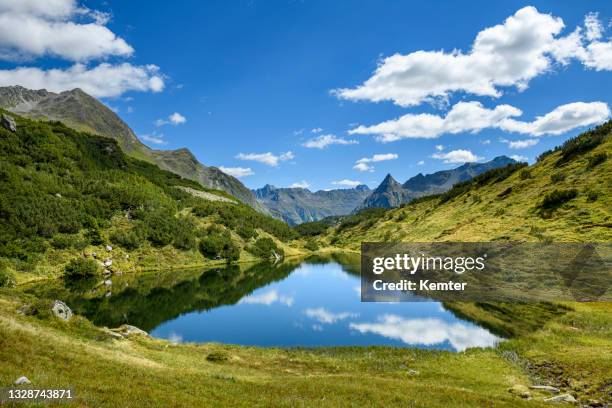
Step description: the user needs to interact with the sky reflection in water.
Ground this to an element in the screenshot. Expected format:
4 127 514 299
151 261 499 351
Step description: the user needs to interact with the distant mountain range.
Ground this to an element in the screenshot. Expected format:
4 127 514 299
359 156 517 209
253 184 371 225
0 85 268 213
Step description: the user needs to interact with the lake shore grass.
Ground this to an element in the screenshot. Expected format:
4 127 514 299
1 286 610 407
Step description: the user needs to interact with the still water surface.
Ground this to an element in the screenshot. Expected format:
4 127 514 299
29 256 500 351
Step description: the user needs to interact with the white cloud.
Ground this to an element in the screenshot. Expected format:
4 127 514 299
236 151 294 167
435 144 444 151
500 102 610 136
0 63 165 98
332 179 363 187
481 139 491 145
302 134 358 149
219 166 254 178
584 13 604 41
432 149 482 164
510 154 528 162
156 112 186 126
334 7 612 107
417 160 425 165
0 0 133 61
311 127 323 133
501 138 539 149
349 315 499 352
240 290 294 307
140 133 166 145
303 308 359 324
349 101 609 141
290 180 310 189
353 153 398 172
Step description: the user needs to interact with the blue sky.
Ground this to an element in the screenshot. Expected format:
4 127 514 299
0 1 610 190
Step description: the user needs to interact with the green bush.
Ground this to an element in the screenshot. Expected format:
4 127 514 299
519 169 533 180
587 152 607 169
0 267 16 287
248 237 283 259
64 257 99 279
50 234 78 249
539 189 578 211
294 221 329 237
198 229 239 262
550 173 566 183
304 239 319 251
556 121 610 165
110 230 141 250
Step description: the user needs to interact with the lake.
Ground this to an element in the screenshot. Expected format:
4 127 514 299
27 255 500 351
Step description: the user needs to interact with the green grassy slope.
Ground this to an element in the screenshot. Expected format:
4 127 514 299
318 122 611 248
0 111 300 282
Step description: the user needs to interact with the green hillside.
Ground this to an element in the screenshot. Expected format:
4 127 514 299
314 122 611 248
0 111 300 283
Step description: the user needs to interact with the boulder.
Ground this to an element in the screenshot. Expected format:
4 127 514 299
530 385 560 394
103 259 112 267
14 376 31 385
111 324 148 337
544 393 576 404
1 113 16 132
104 279 112 286
51 300 73 321
105 245 113 251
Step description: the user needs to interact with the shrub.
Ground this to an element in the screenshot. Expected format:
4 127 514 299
539 189 578 211
294 221 329 237
519 169 533 180
110 230 141 250
0 267 16 287
198 229 239 262
587 152 607 169
586 190 599 202
50 234 78 249
550 173 566 183
64 257 99 279
236 224 256 240
206 351 229 362
304 239 319 251
248 237 283 259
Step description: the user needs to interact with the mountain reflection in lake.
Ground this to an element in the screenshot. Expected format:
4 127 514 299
26 255 500 351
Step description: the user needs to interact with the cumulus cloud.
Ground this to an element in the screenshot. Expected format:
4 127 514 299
236 151 294 167
500 102 610 136
353 153 398 172
510 154 528 162
349 315 499 351
219 166 254 178
302 134 358 149
501 138 539 149
311 127 323 133
155 112 186 126
334 7 612 107
349 101 609 141
140 132 166 145
0 0 133 61
304 308 359 324
431 149 482 164
0 63 165 98
435 144 444 151
332 179 363 187
240 290 294 307
290 181 310 189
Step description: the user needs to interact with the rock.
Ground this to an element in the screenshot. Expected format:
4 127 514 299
110 324 148 337
104 279 112 286
14 376 31 385
407 369 419 376
530 385 560 394
587 399 604 407
1 113 17 132
105 245 112 251
51 300 73 321
544 393 576 404
125 254 130 259
103 269 111 276
105 291 112 298
92 252 97 259
508 384 531 399
103 259 112 267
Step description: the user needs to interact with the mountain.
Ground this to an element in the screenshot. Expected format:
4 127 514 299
360 156 517 209
0 85 266 213
321 121 611 248
0 110 296 272
253 184 371 225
